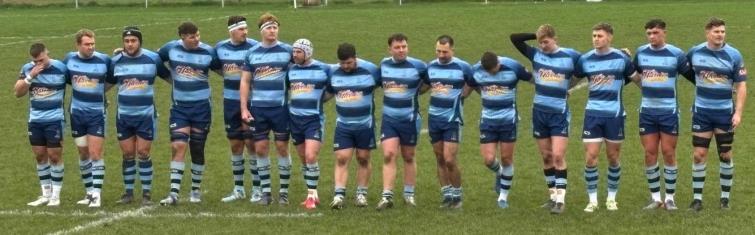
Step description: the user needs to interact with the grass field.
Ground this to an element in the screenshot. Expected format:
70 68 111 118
1 1 754 234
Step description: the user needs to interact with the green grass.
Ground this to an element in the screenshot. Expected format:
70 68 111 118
1 1 754 234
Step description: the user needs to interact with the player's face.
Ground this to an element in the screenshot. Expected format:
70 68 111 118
389 40 408 62
230 26 248 43
435 42 454 64
32 51 50 67
537 37 557 53
261 25 278 42
123 36 141 56
293 48 307 65
592 30 612 50
645 27 666 47
706 25 726 47
339 57 357 73
486 64 500 75
181 32 201 50
77 36 95 58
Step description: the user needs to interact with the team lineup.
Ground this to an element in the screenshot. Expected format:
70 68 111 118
13 12 746 214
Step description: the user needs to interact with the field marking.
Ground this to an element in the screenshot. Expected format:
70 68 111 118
0 208 322 219
48 206 156 235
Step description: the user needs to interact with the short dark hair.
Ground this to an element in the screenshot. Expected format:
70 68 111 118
388 33 408 46
228 15 247 27
337 43 356 61
592 22 614 35
29 43 46 57
436 35 454 47
178 21 198 36
644 19 666 30
480 51 499 72
705 17 725 30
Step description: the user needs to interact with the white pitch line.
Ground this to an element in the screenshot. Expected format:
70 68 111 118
47 206 156 235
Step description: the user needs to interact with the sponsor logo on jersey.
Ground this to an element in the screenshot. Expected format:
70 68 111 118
382 80 408 93
290 82 315 95
72 75 100 88
254 66 282 80
481 85 511 96
538 68 565 82
336 90 363 103
642 69 669 82
122 78 148 90
430 82 453 95
589 74 615 87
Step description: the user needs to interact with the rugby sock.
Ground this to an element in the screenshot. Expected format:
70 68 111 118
169 161 185 195
607 165 621 201
487 159 501 173
122 158 136 194
452 187 463 201
91 159 105 194
645 163 661 202
544 167 556 201
692 163 706 200
50 164 64 198
498 164 514 201
584 166 598 203
78 158 93 193
249 155 260 193
403 185 415 198
138 157 153 193
37 163 51 197
278 155 292 194
555 169 567 203
663 164 677 201
334 187 346 198
382 190 394 200
441 185 452 200
720 160 734 199
190 163 205 191
257 157 272 193
356 186 368 196
231 154 244 192
304 163 320 194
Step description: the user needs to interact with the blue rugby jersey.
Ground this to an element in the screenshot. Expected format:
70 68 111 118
215 38 258 101
524 47 580 114
426 57 473 123
158 40 220 105
687 43 747 115
242 41 293 107
634 43 691 115
469 56 532 126
379 56 427 122
575 48 635 118
328 58 380 130
107 49 170 119
18 60 67 123
288 60 331 116
63 52 110 115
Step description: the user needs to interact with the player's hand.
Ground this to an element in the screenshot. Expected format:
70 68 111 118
28 63 45 78
113 47 124 55
620 48 632 57
241 109 254 124
731 112 742 130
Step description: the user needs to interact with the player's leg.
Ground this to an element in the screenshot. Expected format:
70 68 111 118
659 113 679 210
27 123 52 206
272 108 291 205
222 100 247 202
603 116 624 211
117 135 137 204
398 119 420 207
429 121 452 207
45 122 64 207
379 119 400 209
160 106 190 206
689 113 713 211
188 121 210 203
135 135 154 206
714 124 734 209
302 138 322 209
533 111 556 207
550 135 569 213
444 124 463 209
640 114 662 209
85 114 106 207
354 128 375 207
331 127 353 209
251 107 274 204
582 116 602 212
71 114 93 203
497 140 515 209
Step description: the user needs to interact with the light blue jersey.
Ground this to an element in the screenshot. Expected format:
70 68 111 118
63 52 111 115
107 49 170 119
216 38 257 101
634 43 691 115
19 60 67 123
328 58 379 130
379 56 427 122
687 43 747 115
426 57 472 123
158 40 220 105
288 60 331 117
523 47 581 114
576 48 635 118
242 41 293 107
469 57 532 126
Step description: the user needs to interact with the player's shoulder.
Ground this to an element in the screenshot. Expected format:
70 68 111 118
688 42 707 54
49 59 67 72
358 58 377 69
406 56 427 68
723 44 743 59
277 41 293 52
214 39 231 49
141 49 162 62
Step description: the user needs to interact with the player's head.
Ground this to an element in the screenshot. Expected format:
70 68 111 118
75 29 96 58
292 38 313 65
258 12 279 43
178 21 200 50
122 26 142 56
591 22 613 51
337 43 357 73
480 51 500 75
388 33 408 62
705 17 726 48
29 43 50 66
227 15 248 44
536 24 558 53
435 34 455 64
644 19 667 47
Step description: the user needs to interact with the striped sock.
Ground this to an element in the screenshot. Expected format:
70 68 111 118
403 185 415 198
190 163 205 191
607 165 621 201
91 160 105 194
720 160 734 199
278 156 291 194
544 167 556 200
78 159 93 193
498 164 514 201
138 157 153 193
584 166 598 203
663 164 677 201
231 154 244 192
122 158 136 194
304 163 319 190
487 159 501 173
645 163 661 201
257 157 271 193
37 163 51 197
334 187 346 198
452 187 463 200
50 164 64 198
169 161 185 195
692 163 706 200
356 186 368 196
382 190 393 199
249 155 260 192
554 169 567 203
441 185 452 200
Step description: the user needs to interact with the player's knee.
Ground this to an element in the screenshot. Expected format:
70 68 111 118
136 149 150 158
715 133 733 156
189 132 207 164
336 156 349 166
402 154 415 164
692 135 712 149
644 148 659 159
74 136 88 148
171 131 190 142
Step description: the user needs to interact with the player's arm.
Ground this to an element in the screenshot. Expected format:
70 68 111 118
732 61 747 129
14 65 43 98
239 70 254 123
462 84 475 98
419 83 431 95
323 91 334 102
509 33 537 59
